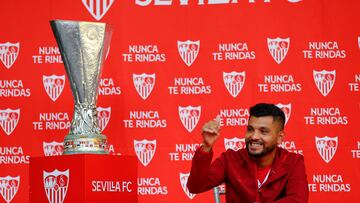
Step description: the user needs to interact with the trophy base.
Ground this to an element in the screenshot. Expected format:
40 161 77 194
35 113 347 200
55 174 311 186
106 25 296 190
62 133 109 155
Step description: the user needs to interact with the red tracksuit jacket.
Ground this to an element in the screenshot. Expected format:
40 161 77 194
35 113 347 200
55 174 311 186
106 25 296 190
187 147 309 203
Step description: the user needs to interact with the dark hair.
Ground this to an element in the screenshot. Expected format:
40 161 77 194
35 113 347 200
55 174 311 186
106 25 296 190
249 103 285 130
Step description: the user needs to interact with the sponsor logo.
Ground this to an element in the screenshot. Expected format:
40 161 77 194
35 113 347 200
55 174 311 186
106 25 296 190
303 41 346 59
276 103 291 125
0 42 19 69
134 139 156 167
43 169 69 203
315 136 338 163
309 174 351 192
0 176 20 203
169 143 201 161
179 106 201 132
348 74 360 92
0 108 20 136
97 107 111 132
179 173 195 199
224 137 245 151
43 75 65 102
82 0 114 20
133 73 156 100
223 71 246 98
267 37 290 64
177 40 200 67
313 70 336 96
43 141 63 156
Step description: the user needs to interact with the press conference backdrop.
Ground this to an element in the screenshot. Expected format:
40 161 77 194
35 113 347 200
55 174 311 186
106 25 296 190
0 0 359 203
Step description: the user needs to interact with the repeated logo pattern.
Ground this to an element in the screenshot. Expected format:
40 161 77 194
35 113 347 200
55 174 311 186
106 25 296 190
96 106 111 132
134 139 157 167
43 75 65 102
276 103 291 125
177 40 200 67
178 106 201 133
224 137 246 151
0 42 19 69
179 173 195 199
0 108 20 136
43 141 64 156
313 70 336 96
315 136 338 163
0 176 20 203
223 71 246 98
133 73 156 100
82 0 114 20
43 169 69 203
267 37 290 64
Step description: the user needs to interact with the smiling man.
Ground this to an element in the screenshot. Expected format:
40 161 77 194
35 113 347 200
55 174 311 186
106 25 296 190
187 103 308 203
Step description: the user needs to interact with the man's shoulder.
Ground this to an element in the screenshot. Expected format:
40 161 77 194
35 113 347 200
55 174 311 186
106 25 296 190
278 147 304 165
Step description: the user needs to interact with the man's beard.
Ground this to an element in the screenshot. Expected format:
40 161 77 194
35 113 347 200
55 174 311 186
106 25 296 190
245 139 277 157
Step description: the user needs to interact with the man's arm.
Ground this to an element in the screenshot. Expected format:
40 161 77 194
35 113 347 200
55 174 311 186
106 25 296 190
271 156 309 203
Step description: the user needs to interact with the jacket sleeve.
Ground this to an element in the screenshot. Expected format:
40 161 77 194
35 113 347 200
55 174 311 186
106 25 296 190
187 147 226 194
271 155 309 203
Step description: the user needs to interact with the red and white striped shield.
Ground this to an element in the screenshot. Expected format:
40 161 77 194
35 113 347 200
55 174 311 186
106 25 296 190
0 42 19 69
224 137 245 151
276 103 291 125
313 70 336 96
43 169 69 203
315 136 338 163
267 37 290 64
43 75 65 102
179 172 195 199
43 141 64 157
96 106 111 132
133 73 156 100
0 176 20 203
0 108 20 136
134 139 156 167
177 40 200 67
82 0 114 21
223 71 246 98
178 106 201 133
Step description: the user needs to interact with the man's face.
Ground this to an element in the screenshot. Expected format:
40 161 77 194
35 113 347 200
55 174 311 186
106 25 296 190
245 116 284 157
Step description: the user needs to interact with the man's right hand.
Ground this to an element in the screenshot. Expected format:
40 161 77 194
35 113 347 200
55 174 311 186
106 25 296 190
201 116 221 152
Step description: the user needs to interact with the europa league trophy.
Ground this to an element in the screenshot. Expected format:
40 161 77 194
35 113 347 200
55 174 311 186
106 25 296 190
50 20 112 154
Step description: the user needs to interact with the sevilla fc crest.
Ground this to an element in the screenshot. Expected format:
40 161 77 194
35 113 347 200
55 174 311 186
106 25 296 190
0 42 19 69
43 169 69 203
43 75 65 102
96 106 111 132
276 103 291 125
267 37 290 64
133 73 156 100
43 141 64 156
0 108 20 136
134 139 156 167
179 106 201 133
313 70 336 96
223 71 246 98
177 40 200 67
82 0 114 20
224 137 245 151
315 136 338 163
180 173 195 199
0 176 20 203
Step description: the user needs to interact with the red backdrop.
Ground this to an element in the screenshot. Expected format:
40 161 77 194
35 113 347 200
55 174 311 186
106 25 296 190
0 0 359 202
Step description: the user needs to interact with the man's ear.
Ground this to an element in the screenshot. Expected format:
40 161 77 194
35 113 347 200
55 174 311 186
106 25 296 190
277 130 285 144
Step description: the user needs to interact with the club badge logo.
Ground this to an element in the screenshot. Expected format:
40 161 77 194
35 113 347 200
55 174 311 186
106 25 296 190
223 71 246 98
267 37 290 64
0 42 19 69
96 106 111 132
224 137 245 151
315 136 338 163
43 75 65 102
0 108 20 136
313 70 336 96
43 169 69 203
134 139 156 167
43 141 64 156
178 106 201 133
177 40 200 67
82 0 114 21
0 176 20 203
276 103 291 125
133 73 156 100
179 173 195 199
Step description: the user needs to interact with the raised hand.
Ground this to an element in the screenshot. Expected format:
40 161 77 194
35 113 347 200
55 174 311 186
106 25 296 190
201 116 221 152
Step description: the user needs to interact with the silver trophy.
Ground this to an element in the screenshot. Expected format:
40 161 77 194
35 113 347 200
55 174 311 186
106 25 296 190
50 20 112 154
